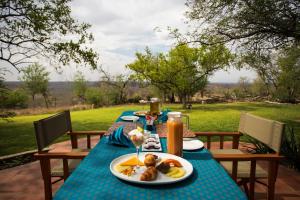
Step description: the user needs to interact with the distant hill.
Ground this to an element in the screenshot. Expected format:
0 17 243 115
4 81 238 106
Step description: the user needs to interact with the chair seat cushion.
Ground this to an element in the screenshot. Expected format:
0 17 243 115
210 149 268 178
51 149 90 177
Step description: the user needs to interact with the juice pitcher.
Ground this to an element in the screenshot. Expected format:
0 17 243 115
167 112 184 157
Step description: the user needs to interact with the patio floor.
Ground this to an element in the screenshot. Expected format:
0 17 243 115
0 137 300 200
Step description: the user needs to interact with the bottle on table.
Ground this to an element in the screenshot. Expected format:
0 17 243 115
167 112 183 157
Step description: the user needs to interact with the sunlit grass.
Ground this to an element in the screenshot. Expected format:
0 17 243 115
0 102 299 156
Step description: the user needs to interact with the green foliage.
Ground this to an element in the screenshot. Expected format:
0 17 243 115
241 45 300 103
73 71 87 102
281 126 300 171
243 135 274 154
182 0 299 52
251 77 269 97
275 46 300 103
0 0 98 71
99 67 130 104
232 77 252 99
20 63 50 107
127 95 142 103
127 44 233 107
4 89 28 108
86 87 104 107
97 84 120 105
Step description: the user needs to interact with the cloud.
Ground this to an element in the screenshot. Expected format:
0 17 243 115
3 0 257 82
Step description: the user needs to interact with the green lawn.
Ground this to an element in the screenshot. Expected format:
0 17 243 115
0 102 299 156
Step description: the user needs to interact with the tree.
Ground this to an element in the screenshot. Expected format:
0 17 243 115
242 46 300 103
173 0 299 52
20 63 50 107
3 89 28 108
73 71 87 103
0 0 98 72
127 44 233 108
240 52 279 92
86 87 103 107
275 46 300 103
251 77 269 98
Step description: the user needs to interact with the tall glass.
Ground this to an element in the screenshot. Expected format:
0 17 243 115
129 133 145 170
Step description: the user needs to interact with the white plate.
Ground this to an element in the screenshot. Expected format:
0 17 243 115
183 139 204 150
120 116 139 121
110 152 193 185
133 111 163 116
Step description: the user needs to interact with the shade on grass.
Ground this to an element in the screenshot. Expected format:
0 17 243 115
0 102 299 156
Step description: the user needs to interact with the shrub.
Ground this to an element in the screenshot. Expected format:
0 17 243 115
127 95 142 103
2 89 28 108
86 87 104 107
281 126 300 171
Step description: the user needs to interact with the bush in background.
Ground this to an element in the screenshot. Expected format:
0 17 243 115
127 95 142 103
1 89 28 109
6 89 28 108
86 87 104 107
281 126 300 171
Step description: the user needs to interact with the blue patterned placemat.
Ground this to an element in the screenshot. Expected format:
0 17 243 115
54 138 247 200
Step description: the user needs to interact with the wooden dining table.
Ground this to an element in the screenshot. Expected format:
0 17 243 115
53 111 247 200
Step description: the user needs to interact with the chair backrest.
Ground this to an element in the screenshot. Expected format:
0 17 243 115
238 113 285 152
34 110 72 151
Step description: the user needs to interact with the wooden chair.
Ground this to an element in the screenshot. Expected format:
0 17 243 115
33 110 106 200
195 113 285 200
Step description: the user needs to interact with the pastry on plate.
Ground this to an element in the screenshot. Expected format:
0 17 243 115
144 154 158 167
140 166 157 181
156 161 170 174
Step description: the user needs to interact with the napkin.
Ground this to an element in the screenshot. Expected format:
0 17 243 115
107 126 133 147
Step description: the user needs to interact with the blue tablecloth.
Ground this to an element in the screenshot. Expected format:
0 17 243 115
54 111 247 200
116 110 169 132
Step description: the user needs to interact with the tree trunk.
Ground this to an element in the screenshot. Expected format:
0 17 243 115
43 94 49 108
171 93 175 103
201 90 204 98
32 94 35 108
182 95 187 109
168 93 175 103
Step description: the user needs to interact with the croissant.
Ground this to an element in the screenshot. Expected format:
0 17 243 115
144 154 157 167
140 166 157 181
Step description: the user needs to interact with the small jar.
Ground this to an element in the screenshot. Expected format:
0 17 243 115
167 112 183 157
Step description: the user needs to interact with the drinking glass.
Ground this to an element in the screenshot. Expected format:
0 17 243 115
129 133 145 170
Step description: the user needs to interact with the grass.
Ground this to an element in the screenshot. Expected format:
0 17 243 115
0 102 299 157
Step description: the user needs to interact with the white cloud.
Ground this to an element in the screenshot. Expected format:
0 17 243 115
3 0 257 82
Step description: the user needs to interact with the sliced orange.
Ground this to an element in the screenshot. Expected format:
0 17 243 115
164 159 182 167
119 156 144 166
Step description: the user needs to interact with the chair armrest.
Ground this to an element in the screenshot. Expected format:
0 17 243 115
34 151 88 159
212 153 283 161
194 132 242 136
67 130 106 136
194 132 242 149
68 131 106 149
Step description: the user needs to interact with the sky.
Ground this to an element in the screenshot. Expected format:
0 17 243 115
3 0 256 82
